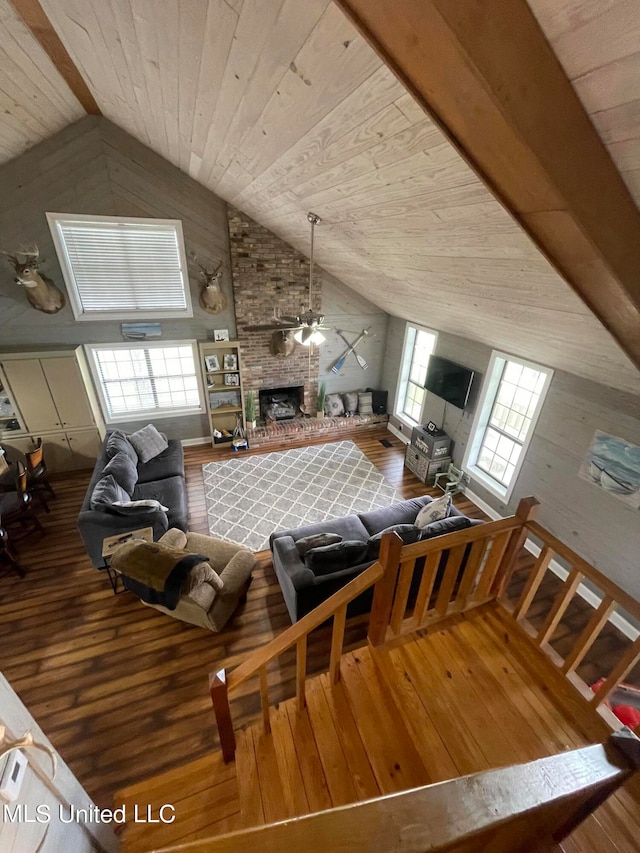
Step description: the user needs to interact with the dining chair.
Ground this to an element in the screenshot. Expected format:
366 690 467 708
25 437 56 508
0 461 45 535
0 525 25 578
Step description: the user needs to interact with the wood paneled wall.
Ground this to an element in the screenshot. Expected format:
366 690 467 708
384 316 640 600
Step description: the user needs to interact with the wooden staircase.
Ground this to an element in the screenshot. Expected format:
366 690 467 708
117 499 640 852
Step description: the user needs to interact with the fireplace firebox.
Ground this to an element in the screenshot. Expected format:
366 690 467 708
259 386 304 421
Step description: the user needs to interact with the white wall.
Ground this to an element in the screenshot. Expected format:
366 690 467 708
0 673 117 853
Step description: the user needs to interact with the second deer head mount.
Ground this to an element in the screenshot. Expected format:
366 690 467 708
2 244 65 314
193 255 227 315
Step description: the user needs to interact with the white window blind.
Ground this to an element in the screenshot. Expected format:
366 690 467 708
88 343 202 421
47 214 192 320
395 324 437 425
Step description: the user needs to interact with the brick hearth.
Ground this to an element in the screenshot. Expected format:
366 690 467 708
246 413 389 449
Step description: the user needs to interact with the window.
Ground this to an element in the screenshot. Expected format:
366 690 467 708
88 342 203 422
463 351 553 500
395 324 437 424
47 213 192 320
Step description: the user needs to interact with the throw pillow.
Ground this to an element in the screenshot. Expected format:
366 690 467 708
415 494 452 528
357 391 373 415
295 533 343 557
342 391 358 415
106 429 138 465
367 523 421 560
304 540 369 576
111 499 169 514
102 451 138 495
128 424 169 463
324 393 345 417
90 474 130 511
419 516 473 539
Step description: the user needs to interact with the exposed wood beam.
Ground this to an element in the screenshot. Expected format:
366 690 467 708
8 0 101 116
334 0 640 371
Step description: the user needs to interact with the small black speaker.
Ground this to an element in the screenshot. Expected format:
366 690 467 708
367 388 388 415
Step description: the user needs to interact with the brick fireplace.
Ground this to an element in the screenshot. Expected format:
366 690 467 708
227 206 321 412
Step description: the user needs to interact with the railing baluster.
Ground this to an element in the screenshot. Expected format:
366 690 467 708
495 496 540 599
209 669 236 763
590 636 640 708
412 551 441 626
259 666 271 733
455 538 487 609
435 545 465 618
390 558 416 635
296 636 307 710
562 596 615 675
475 531 511 602
536 567 584 647
368 532 404 646
329 604 347 684
513 546 554 621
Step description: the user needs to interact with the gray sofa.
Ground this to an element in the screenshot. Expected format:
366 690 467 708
270 494 482 623
78 432 188 568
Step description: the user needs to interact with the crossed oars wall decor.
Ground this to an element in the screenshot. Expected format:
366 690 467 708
331 326 372 373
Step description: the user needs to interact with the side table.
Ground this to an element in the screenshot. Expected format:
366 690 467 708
101 526 154 594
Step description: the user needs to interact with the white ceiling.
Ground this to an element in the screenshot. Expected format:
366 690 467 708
0 0 639 395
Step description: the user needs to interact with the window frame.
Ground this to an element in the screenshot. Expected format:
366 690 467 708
86 340 204 424
462 350 553 501
47 212 193 321
394 323 438 428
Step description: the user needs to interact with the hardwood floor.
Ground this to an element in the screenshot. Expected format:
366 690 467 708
116 606 640 853
0 426 635 814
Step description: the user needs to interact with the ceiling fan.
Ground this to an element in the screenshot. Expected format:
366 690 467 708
245 212 329 348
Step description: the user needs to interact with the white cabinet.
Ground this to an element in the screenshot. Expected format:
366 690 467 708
0 348 105 472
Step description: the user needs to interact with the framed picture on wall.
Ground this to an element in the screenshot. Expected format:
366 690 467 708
223 354 237 370
205 354 220 372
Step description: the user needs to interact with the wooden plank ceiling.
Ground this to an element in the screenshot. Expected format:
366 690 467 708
1 0 639 395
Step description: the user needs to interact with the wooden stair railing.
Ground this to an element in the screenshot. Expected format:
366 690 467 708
497 518 640 727
209 498 540 761
155 729 640 853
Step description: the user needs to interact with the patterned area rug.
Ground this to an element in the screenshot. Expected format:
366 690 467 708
202 440 401 551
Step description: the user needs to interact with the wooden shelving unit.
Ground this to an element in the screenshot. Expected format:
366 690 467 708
198 340 245 448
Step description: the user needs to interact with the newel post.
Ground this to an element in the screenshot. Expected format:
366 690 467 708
209 668 236 763
368 531 404 647
493 496 540 600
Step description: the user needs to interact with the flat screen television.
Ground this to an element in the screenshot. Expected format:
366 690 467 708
424 355 475 409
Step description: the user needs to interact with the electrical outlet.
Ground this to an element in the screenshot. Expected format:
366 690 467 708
0 750 27 801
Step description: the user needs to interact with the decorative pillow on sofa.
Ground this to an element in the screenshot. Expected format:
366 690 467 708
324 393 345 417
342 391 358 415
102 451 138 495
106 429 138 465
415 494 452 528
305 540 369 576
112 499 169 514
367 523 421 560
128 424 169 463
419 516 474 539
357 391 373 415
90 475 130 511
295 533 343 557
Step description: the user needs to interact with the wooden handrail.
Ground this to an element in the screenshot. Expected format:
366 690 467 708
526 520 640 621
156 730 640 852
227 560 384 690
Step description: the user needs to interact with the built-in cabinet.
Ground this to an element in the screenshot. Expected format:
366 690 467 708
198 340 245 448
0 347 105 472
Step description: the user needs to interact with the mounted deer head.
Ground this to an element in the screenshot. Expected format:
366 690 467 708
2 244 65 314
270 329 295 358
194 256 227 315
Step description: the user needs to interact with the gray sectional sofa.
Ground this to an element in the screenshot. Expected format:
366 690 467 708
270 494 483 622
78 431 188 568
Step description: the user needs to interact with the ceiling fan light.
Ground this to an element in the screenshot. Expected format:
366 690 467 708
294 328 325 346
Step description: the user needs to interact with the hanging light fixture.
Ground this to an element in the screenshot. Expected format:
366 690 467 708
293 212 326 347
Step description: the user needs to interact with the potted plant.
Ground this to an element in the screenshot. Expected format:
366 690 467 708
316 382 326 418
245 389 256 429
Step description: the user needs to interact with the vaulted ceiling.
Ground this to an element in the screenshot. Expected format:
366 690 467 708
1 0 639 395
